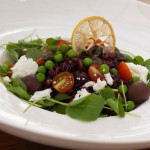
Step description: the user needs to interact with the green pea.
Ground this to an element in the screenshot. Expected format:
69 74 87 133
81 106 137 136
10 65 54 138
118 85 127 94
127 101 135 112
66 49 77 58
83 58 93 67
132 76 140 83
49 44 57 52
60 44 69 53
36 73 45 82
45 60 55 69
134 56 144 64
38 65 46 74
54 53 63 62
99 64 109 74
111 68 118 75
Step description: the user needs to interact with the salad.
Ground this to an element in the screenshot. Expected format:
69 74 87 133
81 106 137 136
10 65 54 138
0 16 150 121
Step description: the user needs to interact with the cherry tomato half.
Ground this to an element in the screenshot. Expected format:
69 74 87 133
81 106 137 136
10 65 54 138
52 71 74 93
118 61 132 81
88 64 104 82
57 39 69 50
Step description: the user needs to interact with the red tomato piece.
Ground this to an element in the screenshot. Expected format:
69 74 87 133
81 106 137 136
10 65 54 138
88 64 104 82
57 39 68 50
52 71 74 93
35 58 45 65
118 61 132 81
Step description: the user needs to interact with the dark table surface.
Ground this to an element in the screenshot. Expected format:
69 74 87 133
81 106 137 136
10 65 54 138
1 130 150 150
0 130 68 150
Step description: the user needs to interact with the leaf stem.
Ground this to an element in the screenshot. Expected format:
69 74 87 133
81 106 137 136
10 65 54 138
24 97 68 112
121 81 127 111
23 29 36 41
103 106 113 110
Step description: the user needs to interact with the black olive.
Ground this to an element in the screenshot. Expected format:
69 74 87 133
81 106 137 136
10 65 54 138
126 81 150 104
88 45 102 57
21 75 43 93
92 57 103 64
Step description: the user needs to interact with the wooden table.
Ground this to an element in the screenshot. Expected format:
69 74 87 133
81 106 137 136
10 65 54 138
0 130 67 150
1 130 150 150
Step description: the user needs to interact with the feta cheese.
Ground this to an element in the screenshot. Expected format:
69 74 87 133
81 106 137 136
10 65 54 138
3 76 11 82
29 89 52 101
93 78 107 92
73 88 90 100
83 81 95 88
83 78 107 92
104 73 114 86
11 55 38 78
126 62 149 83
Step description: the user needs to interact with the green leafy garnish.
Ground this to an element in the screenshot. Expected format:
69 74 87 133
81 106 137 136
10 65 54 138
100 88 115 100
11 78 27 91
0 65 8 76
54 93 71 101
106 98 125 117
37 99 54 108
143 58 150 71
51 104 67 114
25 48 43 60
8 86 30 100
66 94 105 121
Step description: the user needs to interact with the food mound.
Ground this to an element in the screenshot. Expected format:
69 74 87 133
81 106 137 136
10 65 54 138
0 16 150 121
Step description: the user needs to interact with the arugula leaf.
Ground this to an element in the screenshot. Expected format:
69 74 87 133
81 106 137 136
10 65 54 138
106 98 125 117
100 88 116 100
54 93 71 101
66 94 105 121
7 86 30 100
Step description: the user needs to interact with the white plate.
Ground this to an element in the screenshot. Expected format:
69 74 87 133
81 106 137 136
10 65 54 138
0 0 150 149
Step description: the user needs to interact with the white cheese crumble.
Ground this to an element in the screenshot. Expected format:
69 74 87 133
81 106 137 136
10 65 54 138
126 62 149 83
3 76 11 82
93 78 107 92
11 55 38 78
29 89 52 101
83 78 107 92
83 81 95 88
73 88 90 100
104 73 114 86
